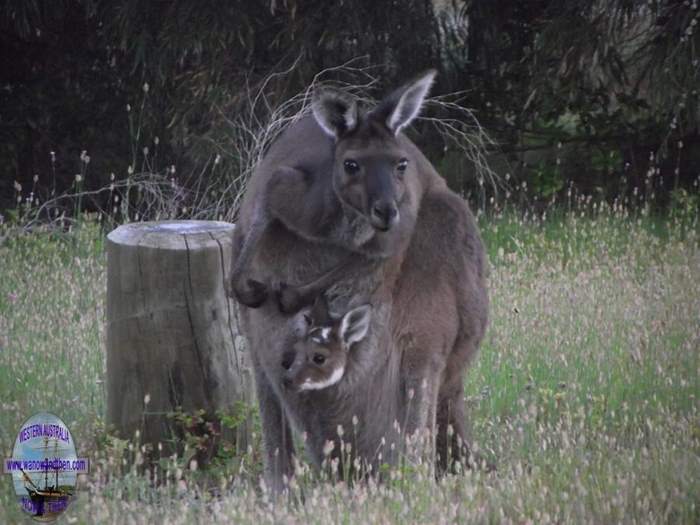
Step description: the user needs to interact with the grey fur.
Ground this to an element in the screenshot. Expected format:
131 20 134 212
229 71 488 492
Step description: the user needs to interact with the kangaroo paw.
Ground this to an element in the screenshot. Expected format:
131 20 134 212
275 282 309 314
233 279 268 308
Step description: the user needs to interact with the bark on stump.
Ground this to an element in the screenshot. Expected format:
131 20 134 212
106 220 251 466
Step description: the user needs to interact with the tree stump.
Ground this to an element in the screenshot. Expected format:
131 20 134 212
106 220 252 466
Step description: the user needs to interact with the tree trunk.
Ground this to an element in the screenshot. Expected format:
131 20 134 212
105 220 252 467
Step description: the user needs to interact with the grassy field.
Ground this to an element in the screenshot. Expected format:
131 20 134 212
1 204 698 524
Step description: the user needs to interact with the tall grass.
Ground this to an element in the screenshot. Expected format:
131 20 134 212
1 199 698 523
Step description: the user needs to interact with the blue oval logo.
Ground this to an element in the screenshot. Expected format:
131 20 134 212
5 412 88 522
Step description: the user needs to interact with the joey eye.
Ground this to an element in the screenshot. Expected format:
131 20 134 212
313 354 326 365
344 159 360 175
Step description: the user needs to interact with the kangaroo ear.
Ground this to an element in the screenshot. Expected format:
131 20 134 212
339 304 372 349
312 89 359 139
371 69 436 135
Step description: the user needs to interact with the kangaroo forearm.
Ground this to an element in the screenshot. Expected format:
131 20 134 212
231 217 267 283
234 165 315 284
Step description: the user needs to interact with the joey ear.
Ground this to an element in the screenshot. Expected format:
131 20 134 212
339 304 372 349
370 69 436 135
293 308 313 337
312 88 359 139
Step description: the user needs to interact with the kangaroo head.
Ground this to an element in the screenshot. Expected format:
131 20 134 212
281 299 372 392
312 70 436 238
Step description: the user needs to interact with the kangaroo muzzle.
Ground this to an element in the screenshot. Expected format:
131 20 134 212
370 201 399 231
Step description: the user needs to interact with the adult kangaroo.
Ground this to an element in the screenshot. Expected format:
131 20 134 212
229 71 439 313
230 71 488 491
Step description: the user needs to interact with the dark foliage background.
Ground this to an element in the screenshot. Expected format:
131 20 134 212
1 0 698 215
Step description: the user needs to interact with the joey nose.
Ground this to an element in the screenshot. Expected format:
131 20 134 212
370 202 398 231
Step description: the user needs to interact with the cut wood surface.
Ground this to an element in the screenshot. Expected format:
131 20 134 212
106 220 252 464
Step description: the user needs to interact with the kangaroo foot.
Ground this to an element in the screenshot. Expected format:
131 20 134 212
233 278 268 308
274 282 311 314
466 449 497 473
449 442 496 474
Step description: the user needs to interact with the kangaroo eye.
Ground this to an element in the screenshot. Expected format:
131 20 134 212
344 159 360 175
396 159 408 173
313 354 326 365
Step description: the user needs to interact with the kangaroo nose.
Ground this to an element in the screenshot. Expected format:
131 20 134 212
370 202 398 231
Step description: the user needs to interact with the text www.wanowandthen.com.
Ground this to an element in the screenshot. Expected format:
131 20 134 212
4 457 89 474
